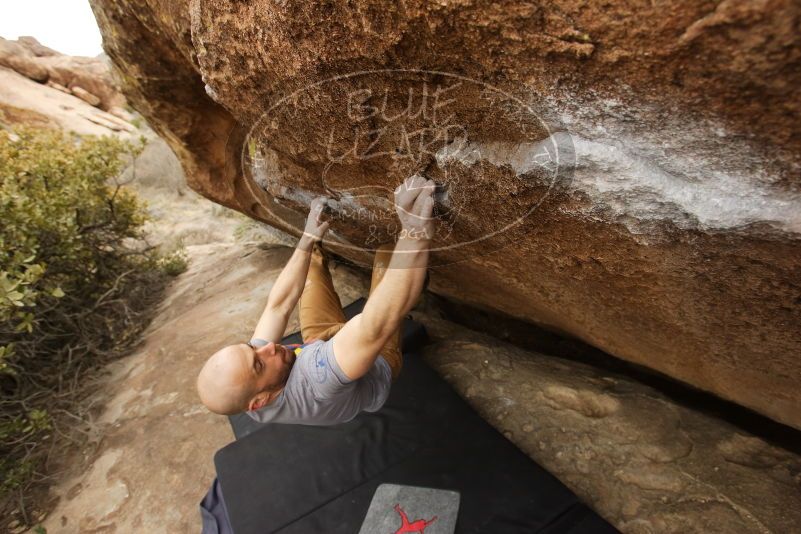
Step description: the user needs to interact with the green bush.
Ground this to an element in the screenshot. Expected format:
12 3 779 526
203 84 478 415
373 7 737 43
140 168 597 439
0 128 175 528
158 247 189 277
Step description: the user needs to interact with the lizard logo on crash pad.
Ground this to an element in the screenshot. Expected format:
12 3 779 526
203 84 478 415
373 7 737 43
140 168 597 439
393 504 437 534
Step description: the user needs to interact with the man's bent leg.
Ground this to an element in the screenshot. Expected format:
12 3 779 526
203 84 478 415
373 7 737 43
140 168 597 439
300 245 346 342
370 243 403 379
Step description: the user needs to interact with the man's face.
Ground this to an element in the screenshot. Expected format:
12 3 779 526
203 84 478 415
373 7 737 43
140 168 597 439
197 341 297 415
243 341 296 400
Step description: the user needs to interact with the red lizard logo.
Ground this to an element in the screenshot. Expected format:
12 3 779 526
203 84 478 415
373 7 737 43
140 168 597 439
393 504 437 534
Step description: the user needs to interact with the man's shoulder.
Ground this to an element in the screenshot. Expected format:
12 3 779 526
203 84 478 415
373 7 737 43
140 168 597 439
295 338 346 386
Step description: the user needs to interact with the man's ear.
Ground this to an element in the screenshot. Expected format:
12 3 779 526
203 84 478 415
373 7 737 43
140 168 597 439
248 392 271 411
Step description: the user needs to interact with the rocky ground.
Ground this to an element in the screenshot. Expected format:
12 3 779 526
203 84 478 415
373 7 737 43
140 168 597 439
33 243 317 533
121 134 293 252
33 241 801 533
417 310 801 533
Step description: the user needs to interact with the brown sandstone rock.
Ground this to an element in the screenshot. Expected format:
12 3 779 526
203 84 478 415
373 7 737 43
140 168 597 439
0 101 56 129
88 0 801 428
0 36 128 112
108 106 133 122
0 37 48 82
39 55 126 111
71 85 101 107
415 304 801 533
17 36 62 57
45 80 71 94
0 67 133 137
1 55 48 82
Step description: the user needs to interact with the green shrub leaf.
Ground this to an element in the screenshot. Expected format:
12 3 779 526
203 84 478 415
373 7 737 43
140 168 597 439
0 127 166 527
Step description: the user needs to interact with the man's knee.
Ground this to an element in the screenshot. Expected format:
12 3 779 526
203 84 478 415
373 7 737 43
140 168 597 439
303 322 345 343
384 349 403 380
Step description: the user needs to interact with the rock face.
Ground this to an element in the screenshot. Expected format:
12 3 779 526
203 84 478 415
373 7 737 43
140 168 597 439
16 36 61 57
36 53 126 111
0 67 135 136
0 36 135 136
89 1 801 428
0 36 126 111
0 38 48 81
70 85 102 107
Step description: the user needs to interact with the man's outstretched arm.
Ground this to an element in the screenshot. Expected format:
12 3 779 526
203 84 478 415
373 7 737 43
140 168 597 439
251 197 329 342
332 175 435 380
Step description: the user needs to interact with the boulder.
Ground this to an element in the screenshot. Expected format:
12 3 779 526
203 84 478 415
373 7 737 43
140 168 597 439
45 80 71 94
108 106 133 122
0 36 128 111
0 55 49 82
0 67 133 137
71 85 101 107
39 55 126 111
0 37 48 82
89 0 801 428
17 36 62 57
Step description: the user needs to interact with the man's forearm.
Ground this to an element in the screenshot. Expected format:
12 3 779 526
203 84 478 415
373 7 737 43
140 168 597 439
251 196 330 341
361 236 429 338
262 234 315 314
329 176 434 380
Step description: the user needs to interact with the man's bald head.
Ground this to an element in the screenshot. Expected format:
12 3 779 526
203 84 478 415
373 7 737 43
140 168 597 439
197 344 254 415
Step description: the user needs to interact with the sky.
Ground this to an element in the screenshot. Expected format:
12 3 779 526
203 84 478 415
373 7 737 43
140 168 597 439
0 0 104 57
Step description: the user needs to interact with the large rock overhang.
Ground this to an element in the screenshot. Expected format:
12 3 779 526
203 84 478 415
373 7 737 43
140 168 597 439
90 0 801 428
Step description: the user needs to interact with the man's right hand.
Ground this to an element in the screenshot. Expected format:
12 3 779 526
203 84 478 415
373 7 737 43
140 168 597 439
331 176 433 381
394 175 436 240
303 196 330 243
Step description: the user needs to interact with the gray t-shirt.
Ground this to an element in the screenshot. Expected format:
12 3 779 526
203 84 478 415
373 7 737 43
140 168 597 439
245 337 392 425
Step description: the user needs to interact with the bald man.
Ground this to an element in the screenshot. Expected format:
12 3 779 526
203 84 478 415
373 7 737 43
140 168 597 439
197 175 435 425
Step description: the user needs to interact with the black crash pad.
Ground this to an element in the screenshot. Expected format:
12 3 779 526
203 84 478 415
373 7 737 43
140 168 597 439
215 298 617 534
